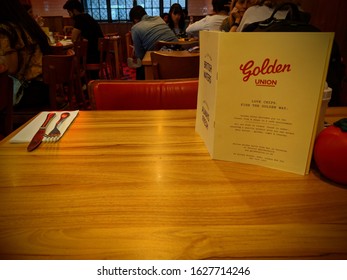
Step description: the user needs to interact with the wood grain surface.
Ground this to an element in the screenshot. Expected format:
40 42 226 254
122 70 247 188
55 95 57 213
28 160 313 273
0 108 346 260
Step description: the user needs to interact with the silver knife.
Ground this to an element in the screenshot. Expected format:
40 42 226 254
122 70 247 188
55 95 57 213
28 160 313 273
27 112 56 152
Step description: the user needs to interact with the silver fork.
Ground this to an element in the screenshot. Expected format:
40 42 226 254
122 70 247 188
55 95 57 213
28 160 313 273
45 112 70 142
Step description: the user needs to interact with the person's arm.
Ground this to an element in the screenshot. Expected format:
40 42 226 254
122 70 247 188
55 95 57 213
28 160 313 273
131 28 145 59
186 17 207 34
71 28 81 42
229 7 243 32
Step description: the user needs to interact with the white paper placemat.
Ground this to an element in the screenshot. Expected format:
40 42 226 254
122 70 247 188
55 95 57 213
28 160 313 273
10 110 79 143
58 39 73 46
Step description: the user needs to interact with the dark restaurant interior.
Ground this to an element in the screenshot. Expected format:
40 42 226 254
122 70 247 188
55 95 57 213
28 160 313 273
1 0 347 263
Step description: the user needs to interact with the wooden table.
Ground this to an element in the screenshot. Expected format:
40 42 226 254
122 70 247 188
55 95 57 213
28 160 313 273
0 107 347 260
50 40 74 55
142 50 200 80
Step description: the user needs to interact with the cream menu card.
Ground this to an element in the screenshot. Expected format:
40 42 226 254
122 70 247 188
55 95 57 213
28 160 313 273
195 31 334 175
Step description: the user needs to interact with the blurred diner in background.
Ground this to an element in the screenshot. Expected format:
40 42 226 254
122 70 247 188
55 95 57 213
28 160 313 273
129 5 178 80
1 0 346 113
186 0 230 37
0 0 56 112
220 0 255 32
63 0 104 80
236 0 305 32
168 3 188 39
0 0 345 136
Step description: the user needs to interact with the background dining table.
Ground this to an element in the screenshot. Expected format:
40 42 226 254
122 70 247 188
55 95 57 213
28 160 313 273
0 107 347 260
50 39 74 55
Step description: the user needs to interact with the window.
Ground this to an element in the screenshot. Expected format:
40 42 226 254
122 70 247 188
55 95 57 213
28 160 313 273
82 0 187 22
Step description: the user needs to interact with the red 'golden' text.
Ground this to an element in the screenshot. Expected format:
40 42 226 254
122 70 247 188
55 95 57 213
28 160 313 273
240 59 291 82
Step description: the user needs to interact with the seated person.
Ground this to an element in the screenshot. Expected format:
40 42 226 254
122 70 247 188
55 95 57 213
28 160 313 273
129 5 178 80
63 0 104 79
186 0 230 37
220 0 254 32
0 0 53 109
237 0 303 31
168 3 187 39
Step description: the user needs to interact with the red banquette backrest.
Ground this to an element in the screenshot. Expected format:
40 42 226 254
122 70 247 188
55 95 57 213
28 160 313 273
88 79 199 110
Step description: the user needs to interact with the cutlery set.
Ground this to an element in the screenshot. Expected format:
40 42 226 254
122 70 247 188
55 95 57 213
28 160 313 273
27 112 71 152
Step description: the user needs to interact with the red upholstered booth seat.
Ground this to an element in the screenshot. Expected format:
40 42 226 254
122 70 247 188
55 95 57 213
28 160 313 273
87 79 198 110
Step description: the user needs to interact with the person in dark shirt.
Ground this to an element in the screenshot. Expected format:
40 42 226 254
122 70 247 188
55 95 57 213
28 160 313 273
63 0 104 78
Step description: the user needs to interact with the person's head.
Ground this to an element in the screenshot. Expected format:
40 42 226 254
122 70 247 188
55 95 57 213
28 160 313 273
230 0 253 17
129 5 147 24
23 5 34 17
168 3 185 30
212 0 230 14
19 0 34 17
0 0 29 22
63 0 84 17
161 13 169 23
0 0 51 54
